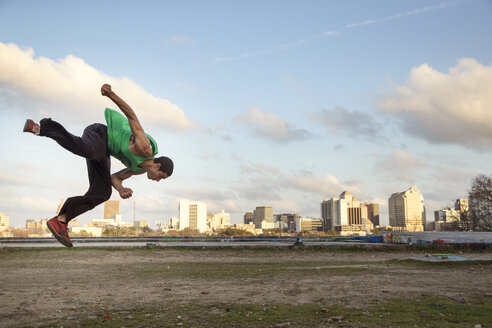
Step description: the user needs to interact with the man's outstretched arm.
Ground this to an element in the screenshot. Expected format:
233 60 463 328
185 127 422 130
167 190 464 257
111 168 145 199
101 84 153 157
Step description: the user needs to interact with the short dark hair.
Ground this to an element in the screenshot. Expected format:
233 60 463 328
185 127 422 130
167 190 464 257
154 156 174 177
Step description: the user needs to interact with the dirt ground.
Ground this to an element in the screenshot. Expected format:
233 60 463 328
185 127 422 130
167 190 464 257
1 247 491 327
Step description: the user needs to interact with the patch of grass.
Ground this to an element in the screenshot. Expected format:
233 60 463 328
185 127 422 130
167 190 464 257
3 243 492 256
390 258 492 267
355 296 492 328
41 296 492 328
126 261 380 280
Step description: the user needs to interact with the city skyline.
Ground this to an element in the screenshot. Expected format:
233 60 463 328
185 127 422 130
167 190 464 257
0 191 475 235
0 185 441 231
1 1 492 229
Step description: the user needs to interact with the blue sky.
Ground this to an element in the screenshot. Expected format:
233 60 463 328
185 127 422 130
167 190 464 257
1 0 492 228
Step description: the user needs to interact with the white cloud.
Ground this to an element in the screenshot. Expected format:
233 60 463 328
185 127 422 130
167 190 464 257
240 162 280 175
0 195 59 218
377 58 492 148
369 197 387 208
310 107 383 139
235 183 282 202
215 0 465 63
375 151 427 183
345 0 462 29
286 173 361 198
0 42 197 131
237 107 311 143
202 125 233 141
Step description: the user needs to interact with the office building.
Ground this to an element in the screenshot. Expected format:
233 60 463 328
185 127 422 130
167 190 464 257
321 199 333 231
169 217 179 229
455 199 469 213
179 200 207 233
261 220 276 230
243 212 254 224
364 203 380 226
388 185 426 231
134 220 149 228
0 211 10 232
295 218 323 232
104 200 120 219
253 206 273 228
208 210 231 231
321 191 363 231
71 226 103 237
234 222 259 235
26 219 48 230
275 213 300 231
434 209 459 222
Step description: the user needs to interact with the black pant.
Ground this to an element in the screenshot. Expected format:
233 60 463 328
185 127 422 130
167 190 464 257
40 118 112 222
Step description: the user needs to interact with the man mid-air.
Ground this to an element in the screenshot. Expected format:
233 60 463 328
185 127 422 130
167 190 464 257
23 84 174 247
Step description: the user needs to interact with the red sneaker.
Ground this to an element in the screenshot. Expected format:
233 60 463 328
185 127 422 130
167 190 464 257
23 119 40 135
47 217 73 247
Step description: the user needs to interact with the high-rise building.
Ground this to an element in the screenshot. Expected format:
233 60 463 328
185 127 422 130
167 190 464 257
0 211 10 232
26 219 47 230
275 213 300 231
321 191 362 231
364 203 380 226
234 222 257 234
104 200 120 219
179 200 207 233
434 209 459 222
208 210 231 230
168 217 179 229
295 218 323 232
455 198 469 213
243 212 254 224
388 185 426 231
134 220 149 228
253 206 273 228
321 200 333 231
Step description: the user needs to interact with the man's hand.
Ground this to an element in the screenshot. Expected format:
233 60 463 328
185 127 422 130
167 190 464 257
101 84 113 97
119 187 133 199
111 169 143 199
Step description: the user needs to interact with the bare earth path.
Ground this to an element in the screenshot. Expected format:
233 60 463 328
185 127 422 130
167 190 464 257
1 247 491 327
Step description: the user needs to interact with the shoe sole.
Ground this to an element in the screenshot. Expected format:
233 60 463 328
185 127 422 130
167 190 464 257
46 221 73 247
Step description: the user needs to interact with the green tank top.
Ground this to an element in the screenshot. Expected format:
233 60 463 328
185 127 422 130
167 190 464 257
104 108 158 172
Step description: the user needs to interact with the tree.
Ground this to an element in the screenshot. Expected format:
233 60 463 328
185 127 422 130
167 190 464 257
216 227 253 237
261 229 282 236
442 204 472 232
141 226 152 235
164 228 208 237
452 207 474 231
468 174 492 231
12 229 29 237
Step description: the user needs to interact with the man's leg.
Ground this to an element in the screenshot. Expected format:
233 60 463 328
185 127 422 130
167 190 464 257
58 157 112 222
38 119 108 160
31 120 112 247
33 119 109 219
47 156 111 247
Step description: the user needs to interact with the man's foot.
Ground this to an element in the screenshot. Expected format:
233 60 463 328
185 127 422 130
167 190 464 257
46 217 73 247
23 119 40 135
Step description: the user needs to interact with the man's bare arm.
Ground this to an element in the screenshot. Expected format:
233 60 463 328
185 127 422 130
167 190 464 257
111 168 145 199
101 84 153 157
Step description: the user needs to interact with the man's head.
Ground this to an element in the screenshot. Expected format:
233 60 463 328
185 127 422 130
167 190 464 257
146 156 174 182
